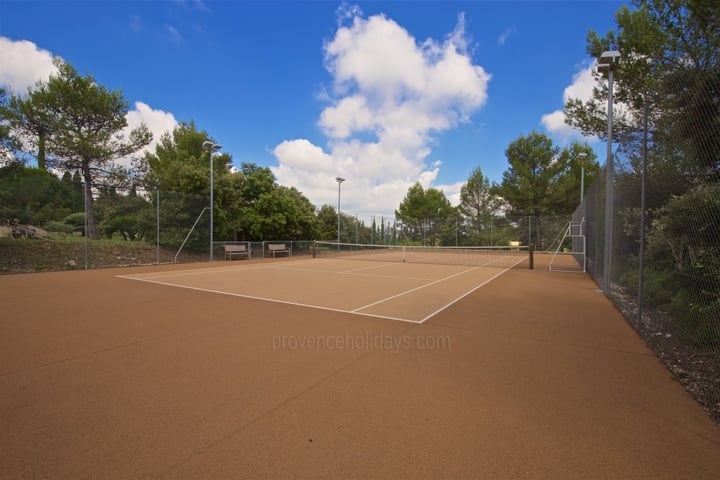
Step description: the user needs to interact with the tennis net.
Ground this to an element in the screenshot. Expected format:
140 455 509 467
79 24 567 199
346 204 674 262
312 241 533 269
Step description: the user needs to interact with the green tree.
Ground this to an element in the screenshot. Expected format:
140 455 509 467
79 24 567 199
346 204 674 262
459 166 498 245
6 60 152 239
59 171 84 213
229 163 278 241
140 121 232 248
494 132 568 249
95 186 151 240
140 121 230 195
316 204 339 241
564 0 719 175
245 186 317 241
564 0 719 295
315 206 364 243
214 162 317 242
552 142 599 210
395 182 453 245
0 88 22 159
644 183 720 345
142 124 320 243
0 161 72 225
2 83 54 169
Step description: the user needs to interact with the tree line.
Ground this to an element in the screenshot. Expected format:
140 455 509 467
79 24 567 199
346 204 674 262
0 58 594 249
394 136 597 249
3 0 714 261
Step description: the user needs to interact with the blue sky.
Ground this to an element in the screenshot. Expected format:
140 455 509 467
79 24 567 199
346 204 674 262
1 0 625 220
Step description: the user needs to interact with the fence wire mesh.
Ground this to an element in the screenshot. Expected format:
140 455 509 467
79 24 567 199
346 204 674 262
574 65 720 424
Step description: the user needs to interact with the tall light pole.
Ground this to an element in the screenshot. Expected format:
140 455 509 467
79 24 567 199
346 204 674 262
203 141 222 261
597 50 620 291
577 151 587 203
335 177 345 249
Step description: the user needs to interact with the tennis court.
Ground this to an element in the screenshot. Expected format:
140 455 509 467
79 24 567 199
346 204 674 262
117 245 530 323
2 251 719 479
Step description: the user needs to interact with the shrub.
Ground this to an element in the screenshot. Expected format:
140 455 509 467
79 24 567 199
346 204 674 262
671 290 720 347
44 221 75 234
642 268 677 308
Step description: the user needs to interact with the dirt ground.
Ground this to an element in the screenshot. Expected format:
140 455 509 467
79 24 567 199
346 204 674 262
1 255 719 479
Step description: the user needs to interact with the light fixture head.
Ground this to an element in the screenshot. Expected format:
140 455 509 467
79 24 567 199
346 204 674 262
203 140 222 151
335 177 346 183
596 51 621 77
598 50 621 65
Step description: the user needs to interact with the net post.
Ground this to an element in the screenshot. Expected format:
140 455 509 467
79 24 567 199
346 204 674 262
529 244 534 270
312 240 317 258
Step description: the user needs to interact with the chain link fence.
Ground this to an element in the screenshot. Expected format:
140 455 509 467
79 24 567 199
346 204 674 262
573 69 720 424
1 186 330 271
443 213 569 250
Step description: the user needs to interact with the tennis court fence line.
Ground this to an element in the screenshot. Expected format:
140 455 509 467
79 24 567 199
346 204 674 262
571 66 719 424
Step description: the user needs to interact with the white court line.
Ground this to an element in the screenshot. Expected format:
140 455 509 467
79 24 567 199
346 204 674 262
121 264 272 279
115 274 421 324
351 265 483 313
123 258 336 279
340 262 401 274
248 259 436 280
418 256 526 323
261 260 438 281
262 265 434 281
343 271 436 281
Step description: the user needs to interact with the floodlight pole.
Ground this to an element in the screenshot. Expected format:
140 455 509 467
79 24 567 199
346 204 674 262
83 180 88 270
203 141 222 261
598 50 620 291
335 177 345 250
577 152 587 203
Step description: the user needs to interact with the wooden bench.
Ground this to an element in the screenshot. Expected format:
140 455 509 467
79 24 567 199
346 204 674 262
224 244 249 260
267 243 290 258
509 241 521 251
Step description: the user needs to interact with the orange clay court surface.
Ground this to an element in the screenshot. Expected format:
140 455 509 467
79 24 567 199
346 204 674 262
1 253 719 478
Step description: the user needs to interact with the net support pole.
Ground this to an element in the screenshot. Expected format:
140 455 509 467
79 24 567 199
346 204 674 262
529 244 534 270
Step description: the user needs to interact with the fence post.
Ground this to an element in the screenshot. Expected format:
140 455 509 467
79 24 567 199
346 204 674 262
156 189 160 265
602 66 616 291
637 98 649 328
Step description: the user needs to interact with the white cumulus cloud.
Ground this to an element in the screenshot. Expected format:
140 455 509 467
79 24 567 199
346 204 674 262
0 37 59 94
541 63 597 140
271 9 490 221
118 101 178 168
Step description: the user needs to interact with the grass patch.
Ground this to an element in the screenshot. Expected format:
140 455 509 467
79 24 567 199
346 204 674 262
0 236 208 274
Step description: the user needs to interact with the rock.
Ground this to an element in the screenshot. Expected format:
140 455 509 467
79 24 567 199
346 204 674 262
30 226 49 238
